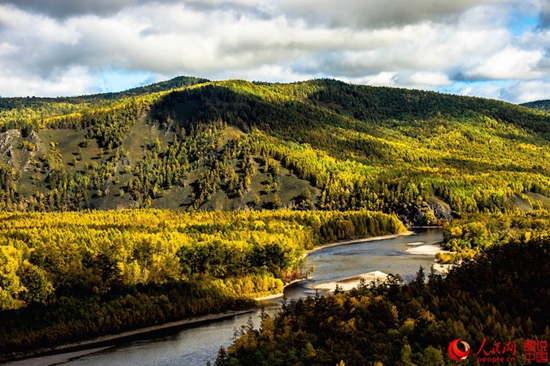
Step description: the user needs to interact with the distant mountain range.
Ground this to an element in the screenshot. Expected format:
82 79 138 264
522 99 550 111
1 76 550 224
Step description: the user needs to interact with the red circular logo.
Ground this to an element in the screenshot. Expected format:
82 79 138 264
448 339 471 362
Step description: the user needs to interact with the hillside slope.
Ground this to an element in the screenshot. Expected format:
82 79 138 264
1 77 550 223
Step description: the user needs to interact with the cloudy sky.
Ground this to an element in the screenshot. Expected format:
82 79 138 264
0 0 549 103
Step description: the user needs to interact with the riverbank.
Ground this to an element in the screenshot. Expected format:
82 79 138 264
1 309 255 365
305 232 413 257
313 271 389 291
310 230 448 292
409 225 444 229
256 233 413 300
253 277 311 301
253 293 284 301
406 243 449 255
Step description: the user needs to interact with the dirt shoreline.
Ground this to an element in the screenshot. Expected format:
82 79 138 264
314 271 389 291
253 277 310 301
305 231 413 256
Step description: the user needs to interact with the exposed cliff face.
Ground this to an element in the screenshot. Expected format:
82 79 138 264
0 129 43 172
427 196 453 221
0 129 19 160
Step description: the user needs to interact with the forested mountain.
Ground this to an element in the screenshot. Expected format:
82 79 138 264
1 76 550 224
522 99 550 112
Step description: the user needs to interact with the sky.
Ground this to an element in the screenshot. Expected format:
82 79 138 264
0 0 549 103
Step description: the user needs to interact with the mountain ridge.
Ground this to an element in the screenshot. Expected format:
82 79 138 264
0 76 209 108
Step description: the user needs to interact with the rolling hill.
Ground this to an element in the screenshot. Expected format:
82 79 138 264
1 77 550 224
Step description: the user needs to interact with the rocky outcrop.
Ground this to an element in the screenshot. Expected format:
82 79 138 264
426 196 453 222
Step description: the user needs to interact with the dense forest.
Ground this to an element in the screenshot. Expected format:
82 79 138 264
439 209 550 262
0 209 404 356
218 228 550 365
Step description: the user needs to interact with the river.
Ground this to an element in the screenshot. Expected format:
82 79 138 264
8 228 443 366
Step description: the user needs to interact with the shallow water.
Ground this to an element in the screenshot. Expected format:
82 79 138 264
284 228 442 300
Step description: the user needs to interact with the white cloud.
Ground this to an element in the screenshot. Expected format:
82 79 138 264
501 79 550 103
404 72 453 88
0 66 93 97
454 82 509 100
0 0 548 103
249 0 513 29
440 78 550 103
0 0 513 26
465 48 545 80
0 42 19 56
0 0 140 18
348 72 398 87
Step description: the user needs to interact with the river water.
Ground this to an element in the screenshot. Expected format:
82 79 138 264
11 229 443 366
